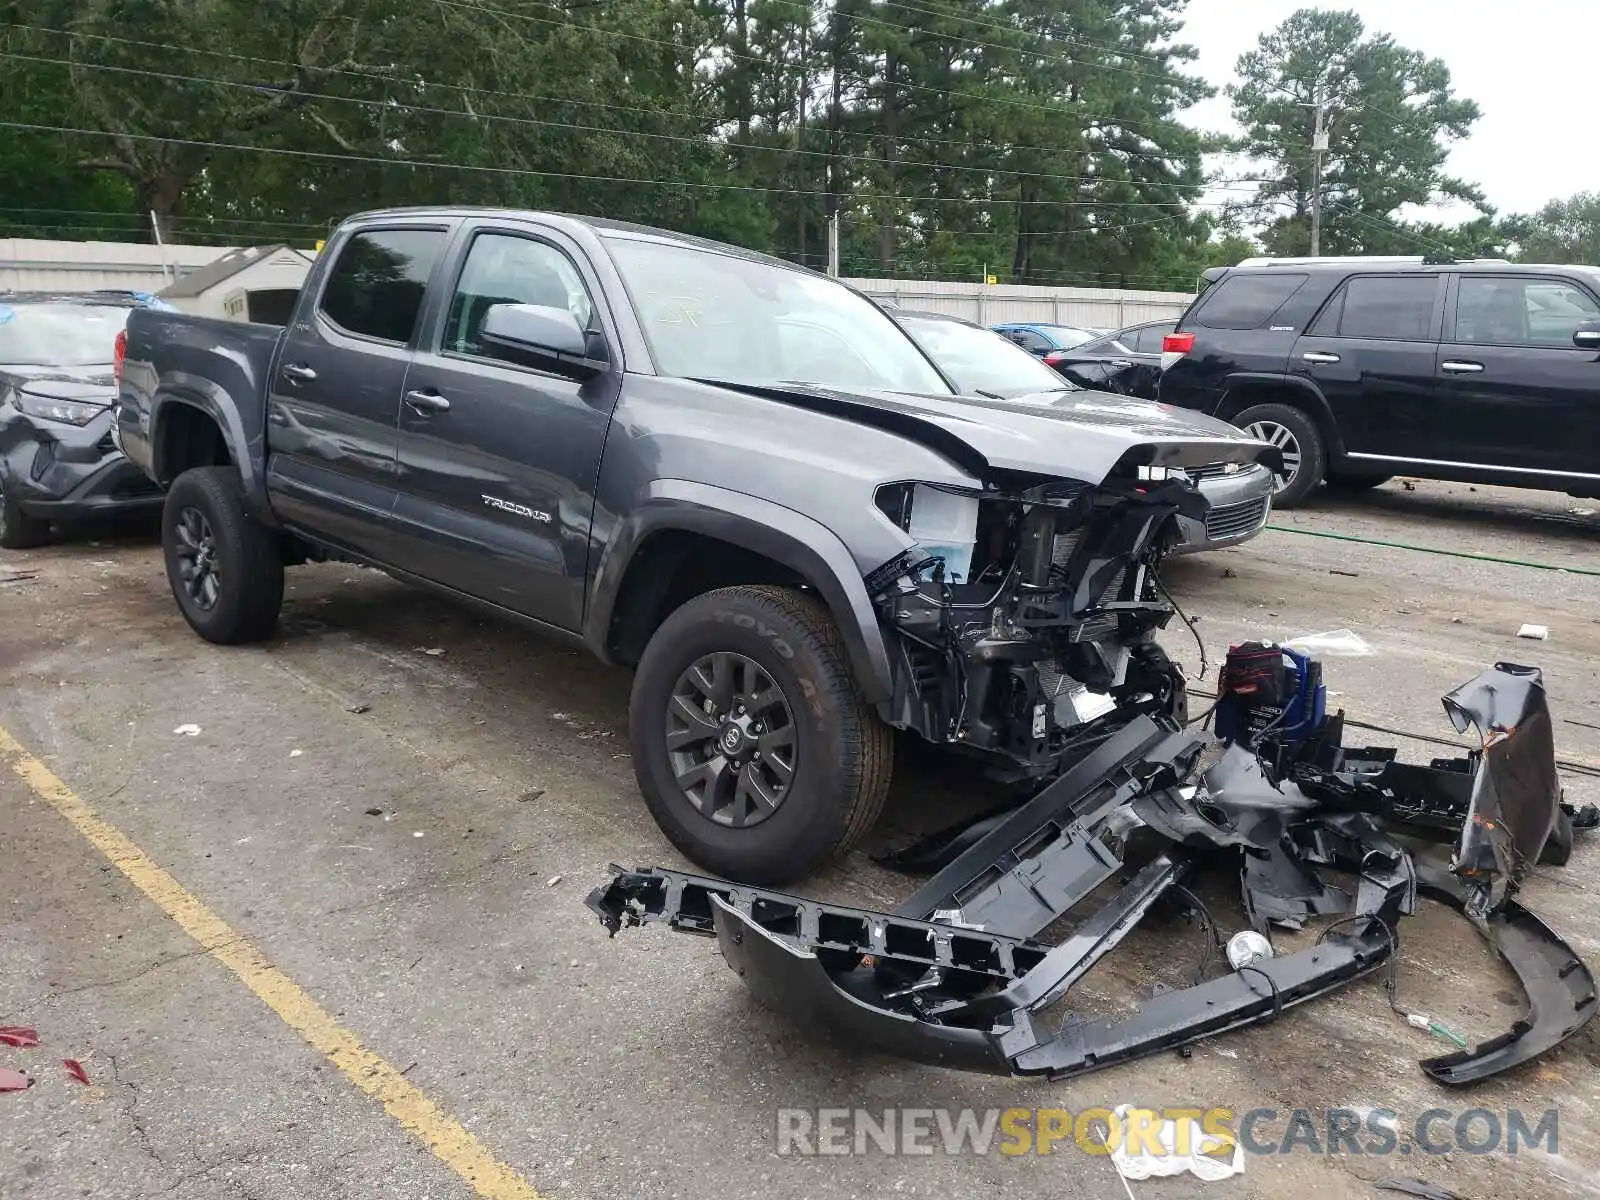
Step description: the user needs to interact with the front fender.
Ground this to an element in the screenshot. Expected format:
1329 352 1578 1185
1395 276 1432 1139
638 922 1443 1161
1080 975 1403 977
583 479 896 705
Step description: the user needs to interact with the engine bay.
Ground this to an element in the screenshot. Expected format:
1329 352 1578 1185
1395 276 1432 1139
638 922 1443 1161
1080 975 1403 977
869 472 1206 776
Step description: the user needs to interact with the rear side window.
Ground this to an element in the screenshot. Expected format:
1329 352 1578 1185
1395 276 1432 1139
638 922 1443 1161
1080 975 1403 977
1004 329 1051 354
1190 273 1308 330
319 229 447 344
1130 324 1171 352
1322 275 1438 340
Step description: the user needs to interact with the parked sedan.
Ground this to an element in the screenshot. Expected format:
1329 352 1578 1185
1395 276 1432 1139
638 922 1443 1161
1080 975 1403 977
0 291 170 547
893 310 1274 555
991 321 1101 362
1041 318 1175 398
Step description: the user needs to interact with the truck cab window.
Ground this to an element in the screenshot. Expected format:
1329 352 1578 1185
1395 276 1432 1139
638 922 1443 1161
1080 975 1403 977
318 229 446 344
444 234 595 358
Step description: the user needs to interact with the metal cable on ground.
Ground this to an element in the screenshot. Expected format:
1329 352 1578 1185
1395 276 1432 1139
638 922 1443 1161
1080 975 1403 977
1264 524 1600 577
1234 963 1282 1021
1151 571 1208 678
1168 883 1224 985
1181 688 1600 777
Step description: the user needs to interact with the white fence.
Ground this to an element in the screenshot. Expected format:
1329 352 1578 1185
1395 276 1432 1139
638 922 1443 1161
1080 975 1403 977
0 238 240 293
844 277 1195 329
2 237 1196 327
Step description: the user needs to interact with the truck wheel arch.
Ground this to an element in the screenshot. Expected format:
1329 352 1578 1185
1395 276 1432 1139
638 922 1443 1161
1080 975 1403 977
1216 373 1347 460
149 390 272 523
152 399 231 483
585 482 896 706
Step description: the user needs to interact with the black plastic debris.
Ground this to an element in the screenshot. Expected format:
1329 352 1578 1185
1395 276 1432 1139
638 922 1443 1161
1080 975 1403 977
586 658 1596 1083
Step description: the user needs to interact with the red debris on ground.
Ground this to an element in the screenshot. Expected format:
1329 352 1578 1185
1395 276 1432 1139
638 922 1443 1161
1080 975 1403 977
62 1060 89 1085
0 1068 31 1091
0 1027 38 1048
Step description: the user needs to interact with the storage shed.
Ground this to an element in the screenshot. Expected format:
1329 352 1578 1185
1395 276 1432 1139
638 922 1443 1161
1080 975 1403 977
158 244 315 323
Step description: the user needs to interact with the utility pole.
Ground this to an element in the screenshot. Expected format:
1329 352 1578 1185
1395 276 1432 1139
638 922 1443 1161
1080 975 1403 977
827 213 840 277
1310 92 1329 256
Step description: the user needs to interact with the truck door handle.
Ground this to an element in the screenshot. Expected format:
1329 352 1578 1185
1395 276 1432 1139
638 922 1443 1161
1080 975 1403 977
1441 360 1485 374
281 363 317 384
1301 351 1341 364
404 389 451 414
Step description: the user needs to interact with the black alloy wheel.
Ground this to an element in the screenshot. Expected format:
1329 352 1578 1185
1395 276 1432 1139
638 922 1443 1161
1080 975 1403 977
666 651 798 828
172 505 222 611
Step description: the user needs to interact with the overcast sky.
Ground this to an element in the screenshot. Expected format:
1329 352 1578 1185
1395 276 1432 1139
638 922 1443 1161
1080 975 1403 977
1178 0 1590 219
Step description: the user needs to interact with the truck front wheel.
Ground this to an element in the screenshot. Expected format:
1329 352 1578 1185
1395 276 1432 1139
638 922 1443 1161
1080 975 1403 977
628 585 893 886
161 466 284 644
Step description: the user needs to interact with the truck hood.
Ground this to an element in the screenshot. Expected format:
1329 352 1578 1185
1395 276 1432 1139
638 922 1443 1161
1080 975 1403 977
711 380 1274 483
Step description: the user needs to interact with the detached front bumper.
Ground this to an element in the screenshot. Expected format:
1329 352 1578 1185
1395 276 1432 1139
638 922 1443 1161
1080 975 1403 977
587 665 1595 1086
1171 463 1273 555
0 407 164 519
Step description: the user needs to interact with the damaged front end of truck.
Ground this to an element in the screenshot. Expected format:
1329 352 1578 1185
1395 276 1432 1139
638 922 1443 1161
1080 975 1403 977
588 656 1596 1084
866 461 1218 781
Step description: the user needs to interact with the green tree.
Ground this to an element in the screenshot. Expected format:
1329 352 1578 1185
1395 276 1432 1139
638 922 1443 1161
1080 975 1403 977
1 0 1263 294
1502 193 1600 265
1227 7 1484 257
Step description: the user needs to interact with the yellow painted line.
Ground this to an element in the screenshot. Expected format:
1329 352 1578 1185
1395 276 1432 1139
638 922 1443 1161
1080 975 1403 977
0 725 540 1200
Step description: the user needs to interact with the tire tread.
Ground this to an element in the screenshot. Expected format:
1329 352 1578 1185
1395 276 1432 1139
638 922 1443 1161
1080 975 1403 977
162 466 284 644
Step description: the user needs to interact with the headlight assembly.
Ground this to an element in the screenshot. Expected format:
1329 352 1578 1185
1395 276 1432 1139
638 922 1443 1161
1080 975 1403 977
12 392 107 426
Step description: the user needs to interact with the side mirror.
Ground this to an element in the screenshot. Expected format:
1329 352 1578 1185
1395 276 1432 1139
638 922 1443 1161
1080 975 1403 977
1573 322 1600 350
479 303 607 379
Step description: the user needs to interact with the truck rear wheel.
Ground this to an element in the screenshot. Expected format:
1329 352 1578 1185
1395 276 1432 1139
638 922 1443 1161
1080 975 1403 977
628 584 893 886
161 466 284 644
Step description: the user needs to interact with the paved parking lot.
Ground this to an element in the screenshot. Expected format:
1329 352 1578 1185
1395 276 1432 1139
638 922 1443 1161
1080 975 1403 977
2 478 1597 1200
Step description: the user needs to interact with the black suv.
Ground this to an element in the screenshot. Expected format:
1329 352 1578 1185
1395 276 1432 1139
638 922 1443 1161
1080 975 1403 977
1157 258 1600 507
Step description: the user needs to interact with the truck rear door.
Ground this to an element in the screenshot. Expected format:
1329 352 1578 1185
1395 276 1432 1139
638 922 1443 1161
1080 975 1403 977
266 222 451 559
387 220 620 631
1289 272 1444 460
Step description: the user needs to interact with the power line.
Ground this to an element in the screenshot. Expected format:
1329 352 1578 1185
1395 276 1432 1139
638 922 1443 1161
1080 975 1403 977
431 0 1208 144
1343 210 1458 256
0 50 1252 198
819 2 1206 91
3 20 1209 173
0 205 329 232
0 222 258 245
2 120 1244 211
876 0 1178 68
495 0 1201 93
0 21 719 128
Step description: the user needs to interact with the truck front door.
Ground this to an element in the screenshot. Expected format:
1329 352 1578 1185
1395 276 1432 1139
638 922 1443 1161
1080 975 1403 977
390 225 619 630
267 224 450 560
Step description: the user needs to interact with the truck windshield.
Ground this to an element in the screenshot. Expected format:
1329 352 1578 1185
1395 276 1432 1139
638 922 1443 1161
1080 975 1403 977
897 314 1075 398
0 304 128 367
603 237 953 395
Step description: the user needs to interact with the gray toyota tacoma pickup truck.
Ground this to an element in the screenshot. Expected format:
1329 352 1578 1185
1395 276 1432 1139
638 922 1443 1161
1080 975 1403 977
115 207 1274 884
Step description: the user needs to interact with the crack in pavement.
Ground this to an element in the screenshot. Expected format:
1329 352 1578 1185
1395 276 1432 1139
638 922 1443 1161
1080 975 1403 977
2 942 236 1022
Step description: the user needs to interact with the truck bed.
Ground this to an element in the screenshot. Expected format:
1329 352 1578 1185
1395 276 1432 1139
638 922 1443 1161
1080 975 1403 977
115 307 282 497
